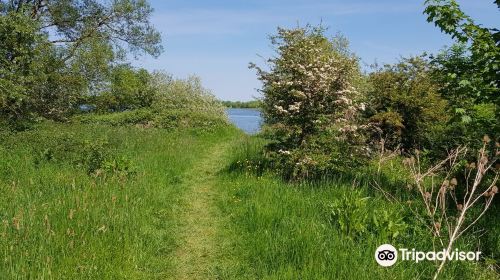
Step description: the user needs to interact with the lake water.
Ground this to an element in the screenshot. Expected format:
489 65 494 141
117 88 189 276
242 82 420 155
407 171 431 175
226 108 262 134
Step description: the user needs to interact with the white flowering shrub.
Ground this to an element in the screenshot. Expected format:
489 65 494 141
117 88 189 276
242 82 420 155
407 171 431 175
151 73 226 117
250 25 367 180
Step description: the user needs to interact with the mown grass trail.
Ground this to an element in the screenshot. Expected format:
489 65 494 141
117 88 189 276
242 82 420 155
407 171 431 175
0 123 241 279
171 140 235 280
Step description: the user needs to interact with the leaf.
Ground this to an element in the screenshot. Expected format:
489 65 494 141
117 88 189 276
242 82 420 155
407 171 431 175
458 79 470 87
461 115 472 123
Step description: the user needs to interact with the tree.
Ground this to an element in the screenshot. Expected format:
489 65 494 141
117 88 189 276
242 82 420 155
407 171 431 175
430 44 498 150
424 0 499 149
0 0 162 60
250 26 366 180
0 11 84 124
0 0 162 125
424 0 499 95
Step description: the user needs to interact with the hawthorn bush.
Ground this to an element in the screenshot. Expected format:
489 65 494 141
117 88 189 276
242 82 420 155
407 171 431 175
250 26 367 180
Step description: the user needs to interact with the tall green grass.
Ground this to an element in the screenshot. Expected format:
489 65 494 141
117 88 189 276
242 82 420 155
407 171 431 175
214 136 499 279
1 121 497 279
0 122 238 279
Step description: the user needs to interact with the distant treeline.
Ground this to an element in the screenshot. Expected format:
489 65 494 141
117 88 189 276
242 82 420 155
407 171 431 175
222 100 262 108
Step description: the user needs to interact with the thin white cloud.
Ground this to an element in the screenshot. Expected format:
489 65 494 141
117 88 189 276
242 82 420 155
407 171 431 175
152 9 286 36
152 2 420 36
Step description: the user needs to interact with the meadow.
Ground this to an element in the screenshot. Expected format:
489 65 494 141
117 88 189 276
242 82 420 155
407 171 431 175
214 136 499 279
0 121 238 279
0 120 498 279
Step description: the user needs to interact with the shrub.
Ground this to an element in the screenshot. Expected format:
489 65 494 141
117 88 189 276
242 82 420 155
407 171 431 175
79 73 229 130
366 56 449 152
153 109 227 130
424 0 499 158
151 74 226 117
250 25 367 180
430 44 499 154
73 109 154 126
29 129 134 176
79 139 113 174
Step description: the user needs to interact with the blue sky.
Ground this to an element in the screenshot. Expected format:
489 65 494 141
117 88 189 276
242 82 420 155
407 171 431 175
132 0 499 101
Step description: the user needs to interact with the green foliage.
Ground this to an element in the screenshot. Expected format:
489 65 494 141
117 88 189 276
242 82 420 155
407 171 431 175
0 11 84 124
0 0 162 126
27 128 135 176
430 44 499 152
367 56 449 152
424 0 499 96
93 65 156 111
251 25 367 180
1 0 163 59
101 156 136 178
78 139 114 174
76 108 229 132
326 190 371 237
151 74 226 117
149 74 228 130
222 100 262 108
0 11 41 123
216 168 497 279
79 73 229 130
74 109 154 126
153 109 228 131
326 189 407 240
227 136 270 175
424 0 499 152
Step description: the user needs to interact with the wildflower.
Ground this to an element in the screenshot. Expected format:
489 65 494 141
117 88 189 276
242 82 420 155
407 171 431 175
273 105 288 114
278 149 291 155
288 102 302 112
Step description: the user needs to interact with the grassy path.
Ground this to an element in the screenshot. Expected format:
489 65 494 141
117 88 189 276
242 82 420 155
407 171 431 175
171 139 235 280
